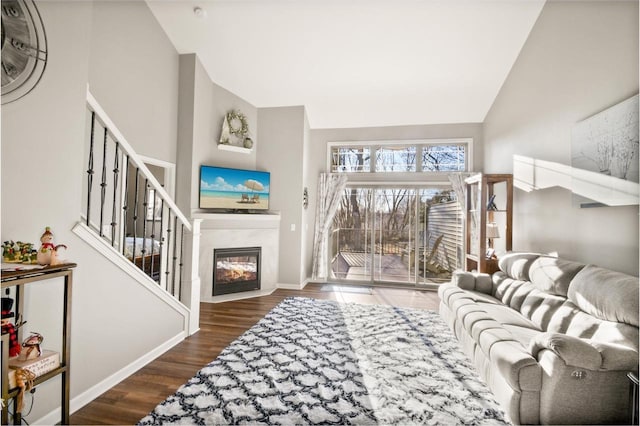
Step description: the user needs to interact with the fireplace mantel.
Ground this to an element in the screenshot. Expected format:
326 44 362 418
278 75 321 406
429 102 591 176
193 211 281 230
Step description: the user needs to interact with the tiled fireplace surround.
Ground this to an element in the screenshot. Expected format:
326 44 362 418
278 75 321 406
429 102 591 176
194 213 281 302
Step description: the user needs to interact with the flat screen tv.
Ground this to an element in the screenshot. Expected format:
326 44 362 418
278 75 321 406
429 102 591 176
199 165 270 211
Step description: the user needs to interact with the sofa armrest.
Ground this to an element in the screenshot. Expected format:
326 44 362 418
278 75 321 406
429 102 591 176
529 332 638 370
451 270 492 294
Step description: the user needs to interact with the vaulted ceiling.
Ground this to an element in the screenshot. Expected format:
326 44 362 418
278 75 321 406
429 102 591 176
147 0 545 129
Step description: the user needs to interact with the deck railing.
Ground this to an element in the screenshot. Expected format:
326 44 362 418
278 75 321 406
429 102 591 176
331 226 459 282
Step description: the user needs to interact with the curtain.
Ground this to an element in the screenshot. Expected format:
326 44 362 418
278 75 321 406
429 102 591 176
448 172 474 217
311 173 348 280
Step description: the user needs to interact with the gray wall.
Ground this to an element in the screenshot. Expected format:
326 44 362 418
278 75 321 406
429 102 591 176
300 111 312 282
257 106 307 284
88 0 179 163
1 1 184 420
483 0 639 275
177 54 259 214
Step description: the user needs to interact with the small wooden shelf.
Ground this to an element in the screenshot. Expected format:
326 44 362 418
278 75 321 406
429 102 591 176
217 144 252 154
4 365 68 399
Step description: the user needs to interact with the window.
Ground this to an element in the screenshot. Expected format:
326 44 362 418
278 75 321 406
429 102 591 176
329 139 470 174
422 144 466 172
375 146 416 172
331 146 370 173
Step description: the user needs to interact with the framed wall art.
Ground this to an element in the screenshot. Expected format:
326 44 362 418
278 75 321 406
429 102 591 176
571 94 639 207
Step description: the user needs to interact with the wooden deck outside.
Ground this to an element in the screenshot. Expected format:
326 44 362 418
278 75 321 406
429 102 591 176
338 252 413 282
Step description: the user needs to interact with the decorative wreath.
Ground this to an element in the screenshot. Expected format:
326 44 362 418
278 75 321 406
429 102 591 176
226 110 249 136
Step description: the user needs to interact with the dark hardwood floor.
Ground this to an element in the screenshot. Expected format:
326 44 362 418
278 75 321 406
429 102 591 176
69 283 441 425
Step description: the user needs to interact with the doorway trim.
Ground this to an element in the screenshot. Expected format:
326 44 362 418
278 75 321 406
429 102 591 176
138 155 176 199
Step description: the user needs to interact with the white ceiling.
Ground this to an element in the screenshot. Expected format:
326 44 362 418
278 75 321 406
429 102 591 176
147 0 545 129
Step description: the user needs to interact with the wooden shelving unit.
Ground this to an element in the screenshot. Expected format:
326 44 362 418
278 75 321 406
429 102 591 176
465 174 512 274
1 263 76 425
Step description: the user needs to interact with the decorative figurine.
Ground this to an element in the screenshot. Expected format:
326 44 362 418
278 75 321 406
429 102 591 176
17 241 36 264
3 240 18 262
1 297 24 358
37 227 67 266
22 332 44 360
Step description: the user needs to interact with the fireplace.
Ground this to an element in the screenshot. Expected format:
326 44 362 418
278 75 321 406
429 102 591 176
213 247 261 296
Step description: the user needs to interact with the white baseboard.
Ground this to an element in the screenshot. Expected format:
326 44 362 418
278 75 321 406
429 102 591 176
202 287 276 304
33 331 186 425
276 279 309 290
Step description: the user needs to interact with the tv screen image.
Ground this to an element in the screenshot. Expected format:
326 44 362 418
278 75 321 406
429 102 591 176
200 166 270 211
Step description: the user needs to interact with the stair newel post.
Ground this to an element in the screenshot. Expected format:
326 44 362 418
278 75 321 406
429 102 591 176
121 155 130 256
182 219 201 335
86 111 96 227
110 142 120 246
99 126 108 236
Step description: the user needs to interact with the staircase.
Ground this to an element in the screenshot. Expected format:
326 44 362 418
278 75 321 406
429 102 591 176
73 87 200 335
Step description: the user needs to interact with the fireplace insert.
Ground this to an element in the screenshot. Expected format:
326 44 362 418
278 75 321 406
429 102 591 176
213 247 261 296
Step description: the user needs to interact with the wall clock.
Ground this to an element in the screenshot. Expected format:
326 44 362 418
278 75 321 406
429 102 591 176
1 0 47 105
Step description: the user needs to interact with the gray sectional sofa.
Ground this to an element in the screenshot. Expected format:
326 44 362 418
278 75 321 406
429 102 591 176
438 253 639 425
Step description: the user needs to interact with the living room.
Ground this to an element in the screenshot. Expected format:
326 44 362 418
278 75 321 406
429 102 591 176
1 0 638 424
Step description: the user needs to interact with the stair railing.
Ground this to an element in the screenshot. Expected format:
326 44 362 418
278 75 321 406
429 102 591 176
81 88 199 332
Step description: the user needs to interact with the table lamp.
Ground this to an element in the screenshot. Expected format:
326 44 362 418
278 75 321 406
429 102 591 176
487 222 500 248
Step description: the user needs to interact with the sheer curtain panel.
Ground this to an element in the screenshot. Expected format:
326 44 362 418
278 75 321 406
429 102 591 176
311 173 348 280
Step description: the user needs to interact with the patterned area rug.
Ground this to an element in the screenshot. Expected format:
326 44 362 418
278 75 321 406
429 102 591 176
139 297 510 425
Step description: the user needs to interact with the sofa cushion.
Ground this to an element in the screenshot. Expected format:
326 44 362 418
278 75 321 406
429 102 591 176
529 256 586 297
478 303 540 331
498 252 543 281
438 285 502 308
450 270 492 293
568 265 639 327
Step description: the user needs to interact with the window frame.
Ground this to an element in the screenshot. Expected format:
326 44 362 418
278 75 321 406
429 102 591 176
327 138 473 178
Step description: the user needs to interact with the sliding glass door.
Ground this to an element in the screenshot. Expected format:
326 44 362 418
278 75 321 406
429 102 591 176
372 188 416 283
330 185 461 287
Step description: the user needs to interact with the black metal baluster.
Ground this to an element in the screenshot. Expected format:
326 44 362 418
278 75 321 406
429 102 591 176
86 111 96 226
132 169 139 263
158 199 165 287
171 215 178 297
141 179 149 276
110 142 120 246
99 127 108 237
178 224 185 301
150 190 157 281
121 156 129 256
165 211 173 292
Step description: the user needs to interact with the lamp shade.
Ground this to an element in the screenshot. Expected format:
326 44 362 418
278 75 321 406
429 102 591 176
486 222 500 239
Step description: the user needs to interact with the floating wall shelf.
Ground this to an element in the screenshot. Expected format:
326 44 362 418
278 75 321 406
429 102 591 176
218 144 252 154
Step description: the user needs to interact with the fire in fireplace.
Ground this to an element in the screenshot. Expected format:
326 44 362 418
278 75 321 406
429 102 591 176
213 247 261 296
